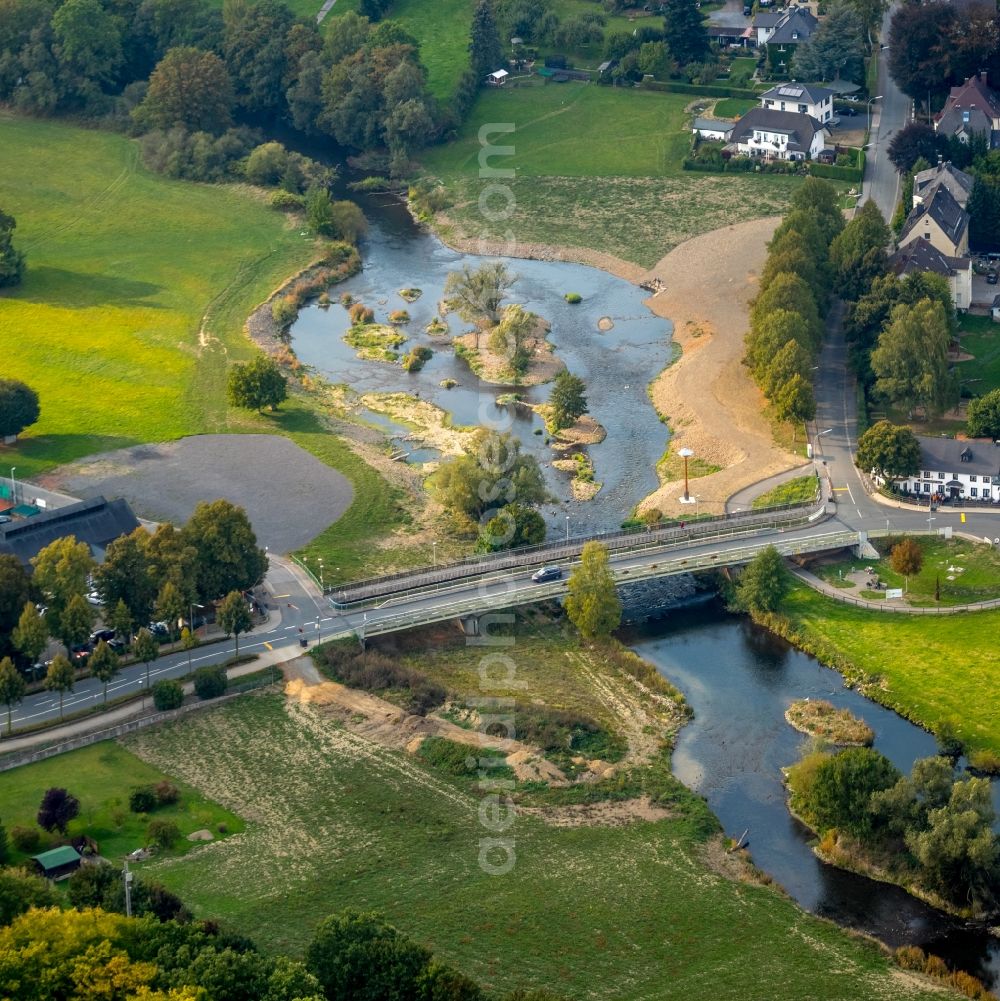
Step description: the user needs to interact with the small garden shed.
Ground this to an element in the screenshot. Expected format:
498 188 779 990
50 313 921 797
32 845 83 880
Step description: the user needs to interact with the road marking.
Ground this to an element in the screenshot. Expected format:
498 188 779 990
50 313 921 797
274 593 291 598
961 513 967 523
264 641 273 651
833 487 850 492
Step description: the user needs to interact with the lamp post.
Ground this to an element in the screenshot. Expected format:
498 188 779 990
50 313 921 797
189 601 204 636
678 447 694 502
8 467 14 505
867 94 883 134
565 514 570 541
432 541 437 566
318 558 324 592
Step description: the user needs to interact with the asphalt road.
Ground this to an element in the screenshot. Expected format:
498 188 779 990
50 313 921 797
861 4 911 222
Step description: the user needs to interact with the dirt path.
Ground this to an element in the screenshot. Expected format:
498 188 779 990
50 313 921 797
637 217 799 517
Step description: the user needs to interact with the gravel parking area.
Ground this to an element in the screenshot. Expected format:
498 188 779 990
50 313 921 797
42 434 353 554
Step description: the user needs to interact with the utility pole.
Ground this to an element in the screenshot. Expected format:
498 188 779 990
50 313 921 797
123 860 133 917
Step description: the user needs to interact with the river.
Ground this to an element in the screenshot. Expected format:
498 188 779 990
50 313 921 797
289 193 671 534
627 602 1000 988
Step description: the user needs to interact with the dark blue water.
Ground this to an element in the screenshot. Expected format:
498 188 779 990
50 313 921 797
290 196 671 533
629 604 1000 987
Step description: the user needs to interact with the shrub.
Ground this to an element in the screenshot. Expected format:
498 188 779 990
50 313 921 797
950 970 991 999
924 955 950 979
146 818 180 850
272 296 299 327
401 346 433 372
270 190 305 211
968 749 1000 774
10 825 40 852
388 310 410 323
193 665 228 700
152 679 184 712
348 302 374 325
564 292 582 303
894 945 926 971
340 292 354 307
217 822 228 834
129 786 158 814
154 781 179 805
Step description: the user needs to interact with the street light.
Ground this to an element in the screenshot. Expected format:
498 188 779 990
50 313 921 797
318 558 324 592
432 541 437 566
189 601 204 636
867 94 883 133
565 514 570 541
8 466 14 506
678 447 694 503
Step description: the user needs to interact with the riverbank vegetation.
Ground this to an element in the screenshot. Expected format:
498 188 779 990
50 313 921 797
785 699 875 746
786 747 999 922
94 615 952 998
753 578 1000 762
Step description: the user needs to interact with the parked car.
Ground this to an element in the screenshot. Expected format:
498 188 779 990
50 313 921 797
0 514 11 524
90 627 116 644
839 107 858 117
108 638 127 654
148 621 170 638
69 642 91 663
86 590 102 606
988 271 998 285
531 566 563 583
742 4 751 13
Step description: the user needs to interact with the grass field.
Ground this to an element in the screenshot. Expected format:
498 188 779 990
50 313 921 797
813 536 1000 606
107 627 943 1000
0 114 315 480
421 84 805 266
712 97 757 118
958 314 1000 400
0 742 243 865
751 473 819 509
777 580 1000 757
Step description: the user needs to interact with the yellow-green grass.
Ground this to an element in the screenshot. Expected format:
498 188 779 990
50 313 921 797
0 114 315 478
778 580 1000 757
421 85 808 266
713 97 757 118
0 741 243 865
814 536 1000 606
751 473 819 509
327 0 476 99
123 690 940 998
957 313 1000 397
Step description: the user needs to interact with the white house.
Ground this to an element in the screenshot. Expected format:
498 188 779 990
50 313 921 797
729 107 826 160
760 83 835 123
692 117 734 142
892 437 1000 502
889 237 973 311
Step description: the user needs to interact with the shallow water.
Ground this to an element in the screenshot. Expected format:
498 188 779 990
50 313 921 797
629 603 1000 987
290 196 672 533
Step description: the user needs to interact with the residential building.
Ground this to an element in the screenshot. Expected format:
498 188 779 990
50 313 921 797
912 160 974 210
756 6 819 73
692 117 734 142
891 437 1000 502
898 183 970 258
935 73 1000 147
760 83 834 123
728 107 826 160
889 237 972 310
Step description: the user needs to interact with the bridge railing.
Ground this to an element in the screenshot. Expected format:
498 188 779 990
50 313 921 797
331 500 828 607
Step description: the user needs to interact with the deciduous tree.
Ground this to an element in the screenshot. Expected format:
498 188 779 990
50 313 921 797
59 592 95 655
855 420 921 479
133 628 160 698
750 273 823 348
96 527 156 628
565 541 621 640
155 581 186 642
0 655 26 735
218 589 253 656
771 372 816 430
0 377 39 438
444 261 517 325
890 538 923 579
966 387 1000 439
789 177 845 246
37 786 80 834
0 209 26 287
227 354 288 412
51 0 125 87
0 554 31 654
887 122 943 174
829 200 890 300
135 46 234 133
0 867 58 925
89 639 120 706
43 654 75 720
732 545 788 614
182 498 268 602
968 175 1000 254
790 0 864 83
548 371 588 430
475 502 546 553
12 600 48 675
30 535 94 638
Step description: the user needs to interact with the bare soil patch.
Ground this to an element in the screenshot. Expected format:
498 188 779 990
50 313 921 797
638 217 799 517
519 796 674 828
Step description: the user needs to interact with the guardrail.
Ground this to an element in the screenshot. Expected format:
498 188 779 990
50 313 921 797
331 502 828 607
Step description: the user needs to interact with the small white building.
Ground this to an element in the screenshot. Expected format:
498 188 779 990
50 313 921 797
486 69 509 86
892 437 1000 502
692 117 734 142
729 106 826 160
760 83 835 123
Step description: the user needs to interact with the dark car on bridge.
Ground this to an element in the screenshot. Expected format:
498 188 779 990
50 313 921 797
531 566 563 583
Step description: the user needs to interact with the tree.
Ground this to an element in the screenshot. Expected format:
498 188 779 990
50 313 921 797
37 787 80 834
855 421 921 479
968 175 1000 254
51 0 125 87
789 177 845 246
444 261 517 325
966 387 1000 439
12 600 47 678
182 499 268 602
305 185 336 236
791 0 864 83
745 309 815 381
110 598 135 644
469 0 503 80
548 371 588 431
89 640 120 706
887 122 943 175
306 909 432 1001
43 654 75 720
0 554 32 653
434 431 546 529
0 656 26 735
750 273 823 348
193 665 228 700
30 535 95 638
328 200 367 244
0 209 26 288
0 868 59 926
487 304 535 372
96 527 156 628
155 581 187 642
222 0 297 116
890 538 923 582
476 502 546 553
135 46 233 132
152 678 184 711
181 626 198 672
871 299 952 418
887 0 957 101
772 373 816 433
59 592 95 655
761 339 812 400
565 541 621 640
227 354 288 412
133 628 160 699
662 0 709 65
0 378 39 438
218 589 253 657
802 747 901 840
732 545 789 614
829 200 890 300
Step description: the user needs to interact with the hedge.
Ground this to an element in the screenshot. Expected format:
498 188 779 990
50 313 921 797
808 162 863 183
641 79 759 99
